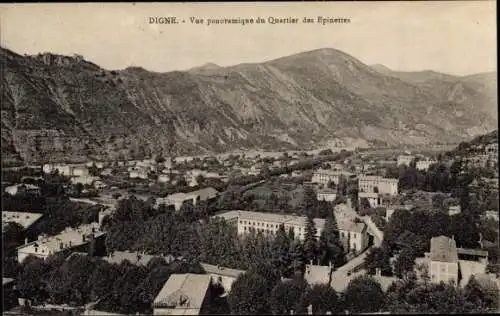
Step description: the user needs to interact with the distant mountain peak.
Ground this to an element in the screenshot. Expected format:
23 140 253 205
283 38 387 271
371 64 393 73
188 62 222 72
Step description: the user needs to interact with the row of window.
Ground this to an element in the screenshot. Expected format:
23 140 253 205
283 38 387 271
239 220 303 231
242 226 306 237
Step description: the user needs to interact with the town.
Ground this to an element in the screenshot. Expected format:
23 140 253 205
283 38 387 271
2 131 499 315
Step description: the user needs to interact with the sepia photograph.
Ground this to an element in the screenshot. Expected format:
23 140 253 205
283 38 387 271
0 1 498 315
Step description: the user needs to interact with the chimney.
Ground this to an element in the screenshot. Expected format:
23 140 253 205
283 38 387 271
25 238 28 245
376 268 381 277
310 259 313 266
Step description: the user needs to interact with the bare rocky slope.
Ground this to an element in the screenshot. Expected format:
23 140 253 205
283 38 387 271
1 47 497 165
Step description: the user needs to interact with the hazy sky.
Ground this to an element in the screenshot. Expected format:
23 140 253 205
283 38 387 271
0 2 496 75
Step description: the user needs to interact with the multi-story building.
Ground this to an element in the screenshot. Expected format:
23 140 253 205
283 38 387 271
213 210 368 253
317 190 337 202
154 187 218 211
213 210 323 240
358 175 399 195
337 220 369 254
397 155 415 167
416 159 436 171
427 236 459 286
16 223 105 263
311 169 355 186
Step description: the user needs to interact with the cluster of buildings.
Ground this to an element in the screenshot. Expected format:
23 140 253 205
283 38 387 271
397 154 437 171
415 235 494 288
310 166 400 209
462 142 499 169
16 222 105 263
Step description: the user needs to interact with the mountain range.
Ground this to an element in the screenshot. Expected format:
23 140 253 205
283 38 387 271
1 47 497 165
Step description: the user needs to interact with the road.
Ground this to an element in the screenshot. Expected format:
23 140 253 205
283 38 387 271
330 247 370 292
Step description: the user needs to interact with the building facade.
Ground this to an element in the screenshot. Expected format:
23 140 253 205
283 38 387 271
427 236 459 286
358 175 399 195
311 169 355 186
397 155 415 167
317 190 337 202
213 210 368 253
153 274 211 315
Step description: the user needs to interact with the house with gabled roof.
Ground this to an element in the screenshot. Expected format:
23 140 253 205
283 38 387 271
153 273 212 315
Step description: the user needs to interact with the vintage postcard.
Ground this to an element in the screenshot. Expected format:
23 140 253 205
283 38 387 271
1 2 498 315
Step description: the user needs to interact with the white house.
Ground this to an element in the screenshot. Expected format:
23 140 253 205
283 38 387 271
358 175 399 196
152 274 211 315
317 190 337 202
397 155 415 167
416 159 436 171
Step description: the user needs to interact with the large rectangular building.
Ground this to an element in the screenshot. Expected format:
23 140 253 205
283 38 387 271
358 175 399 196
212 210 368 253
311 169 355 186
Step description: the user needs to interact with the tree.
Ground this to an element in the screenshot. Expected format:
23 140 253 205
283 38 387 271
74 182 84 197
302 185 317 217
343 275 385 313
88 163 100 177
304 215 318 263
195 174 205 186
46 255 97 305
271 225 292 277
394 247 417 279
270 278 308 315
228 272 271 315
301 283 339 314
17 256 51 304
402 281 468 313
464 275 499 312
247 262 280 293
317 215 345 267
155 156 166 164
385 276 419 313
88 261 122 303
336 175 348 196
289 241 306 276
364 247 393 276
